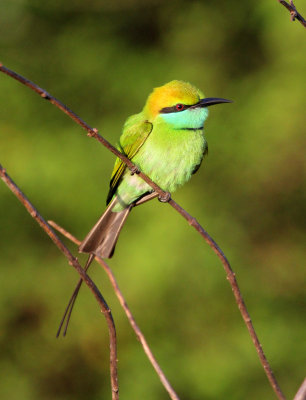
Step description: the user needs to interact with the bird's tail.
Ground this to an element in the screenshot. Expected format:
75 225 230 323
79 196 131 259
56 197 131 337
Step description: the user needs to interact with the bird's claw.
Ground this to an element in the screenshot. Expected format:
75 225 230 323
158 192 171 203
130 166 140 175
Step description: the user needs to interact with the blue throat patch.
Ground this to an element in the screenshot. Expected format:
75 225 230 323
160 107 209 130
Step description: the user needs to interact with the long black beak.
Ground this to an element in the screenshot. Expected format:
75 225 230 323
194 97 233 108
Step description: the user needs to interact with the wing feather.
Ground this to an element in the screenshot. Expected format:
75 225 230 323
106 118 153 204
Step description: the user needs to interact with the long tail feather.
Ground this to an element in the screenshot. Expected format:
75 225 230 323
57 197 132 337
56 254 94 337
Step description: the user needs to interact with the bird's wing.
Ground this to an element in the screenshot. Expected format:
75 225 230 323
106 119 153 204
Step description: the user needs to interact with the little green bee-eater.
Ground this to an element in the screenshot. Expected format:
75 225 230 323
57 80 231 336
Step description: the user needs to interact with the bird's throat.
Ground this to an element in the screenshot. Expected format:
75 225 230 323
160 107 209 130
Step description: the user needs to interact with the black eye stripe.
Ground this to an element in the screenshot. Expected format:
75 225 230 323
160 104 192 113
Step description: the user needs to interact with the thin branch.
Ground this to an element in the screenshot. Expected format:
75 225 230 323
48 220 180 400
0 165 119 400
167 202 287 399
0 63 164 197
277 0 306 27
0 64 286 400
294 378 306 400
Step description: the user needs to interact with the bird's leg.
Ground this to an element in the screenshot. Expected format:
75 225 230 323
158 191 171 203
129 165 140 175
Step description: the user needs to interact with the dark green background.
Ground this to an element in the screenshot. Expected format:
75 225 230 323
0 1 305 399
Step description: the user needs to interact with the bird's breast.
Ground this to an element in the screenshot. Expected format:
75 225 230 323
134 128 206 192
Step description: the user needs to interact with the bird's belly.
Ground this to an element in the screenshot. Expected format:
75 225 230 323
115 130 205 209
140 149 195 192
136 130 205 192
144 131 205 189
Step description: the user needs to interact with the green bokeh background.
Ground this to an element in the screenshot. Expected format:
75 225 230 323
0 1 305 399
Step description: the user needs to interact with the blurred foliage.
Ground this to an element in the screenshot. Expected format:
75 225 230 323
0 1 305 399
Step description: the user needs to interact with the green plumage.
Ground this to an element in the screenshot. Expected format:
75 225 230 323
79 80 230 258
58 81 231 336
111 116 207 212
107 117 153 205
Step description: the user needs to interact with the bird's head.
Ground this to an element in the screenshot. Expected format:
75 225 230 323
144 80 231 130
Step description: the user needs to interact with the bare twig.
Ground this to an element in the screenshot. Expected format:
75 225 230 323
0 63 164 197
277 0 306 27
48 220 180 400
0 165 119 400
167 202 287 400
294 378 306 400
0 64 286 400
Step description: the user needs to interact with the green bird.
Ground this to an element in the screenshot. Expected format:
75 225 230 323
57 80 231 336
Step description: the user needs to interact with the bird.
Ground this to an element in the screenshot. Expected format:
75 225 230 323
57 80 231 336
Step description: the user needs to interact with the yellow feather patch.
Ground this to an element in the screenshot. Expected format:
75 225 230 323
144 80 204 119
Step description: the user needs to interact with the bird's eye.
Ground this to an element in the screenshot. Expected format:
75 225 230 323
176 103 185 111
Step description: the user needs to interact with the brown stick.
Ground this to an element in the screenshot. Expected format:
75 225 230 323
0 165 119 400
277 0 306 27
0 63 164 197
0 64 286 400
167 201 287 400
48 220 180 400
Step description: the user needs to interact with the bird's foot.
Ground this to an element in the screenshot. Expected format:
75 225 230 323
158 191 171 203
129 165 140 175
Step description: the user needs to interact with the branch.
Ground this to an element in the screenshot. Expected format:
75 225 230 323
168 202 288 399
0 165 119 400
0 64 286 400
0 63 165 197
277 0 306 27
48 220 180 400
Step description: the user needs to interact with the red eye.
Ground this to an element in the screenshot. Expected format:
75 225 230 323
176 103 185 111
